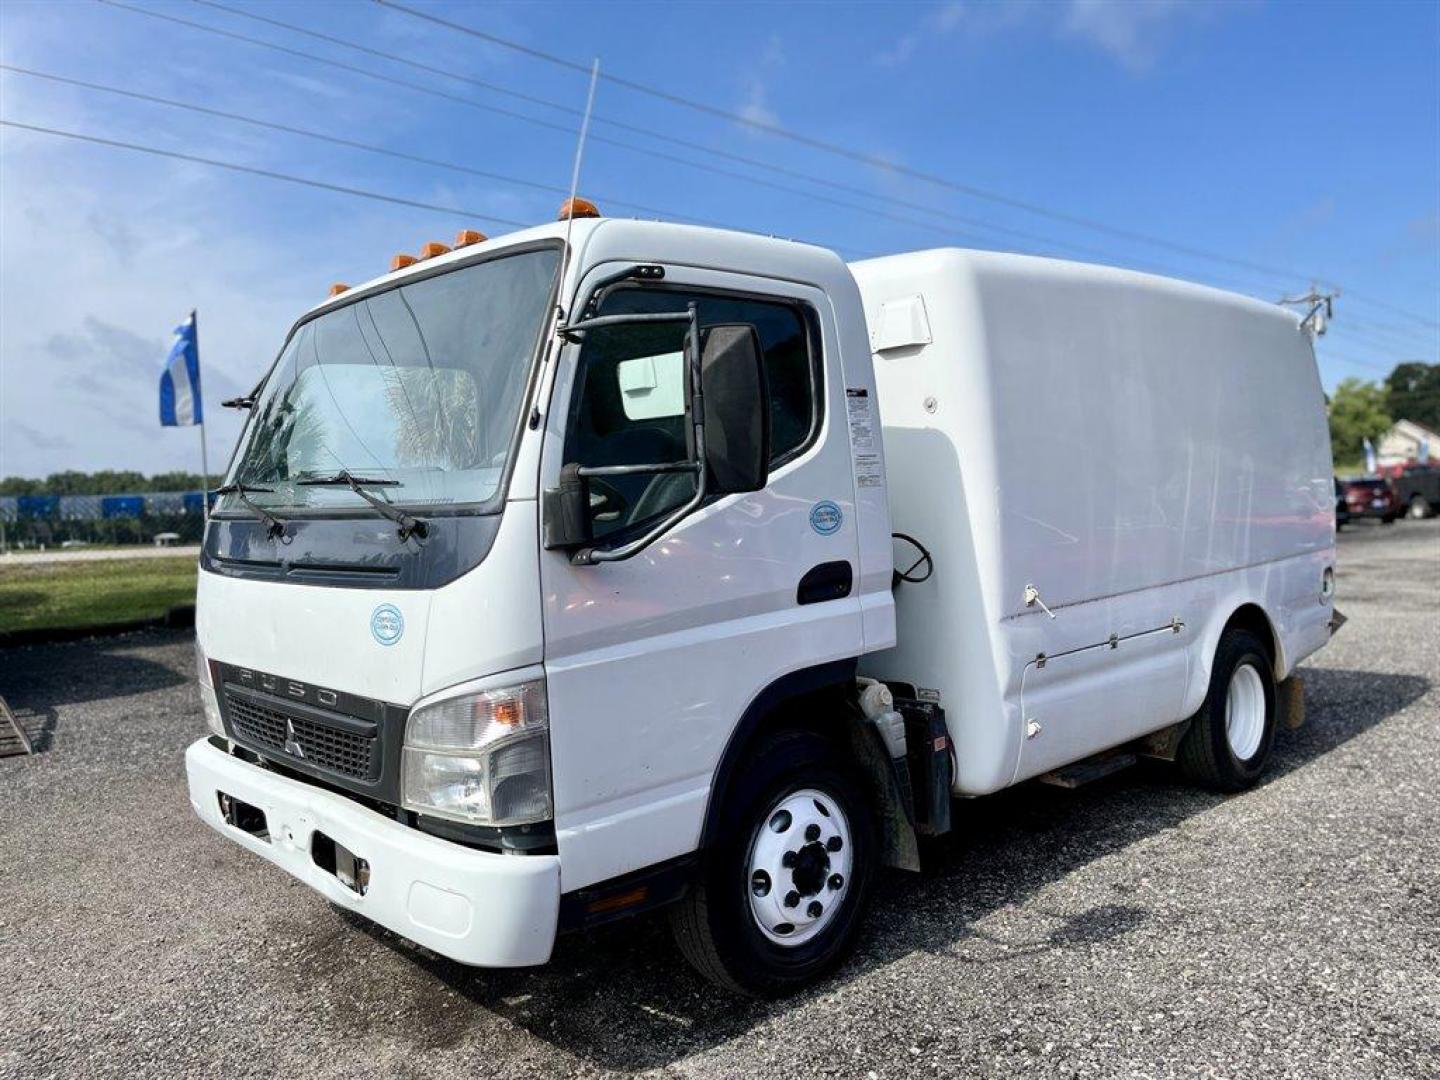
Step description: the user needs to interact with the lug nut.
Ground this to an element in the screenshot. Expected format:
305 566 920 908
829 873 844 890
784 890 800 909
826 836 843 852
807 900 823 918
805 824 821 842
781 851 797 868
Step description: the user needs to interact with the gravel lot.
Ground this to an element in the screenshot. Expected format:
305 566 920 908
2 521 1437 1079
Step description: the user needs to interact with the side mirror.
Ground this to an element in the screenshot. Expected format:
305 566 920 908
542 463 591 550
700 324 770 495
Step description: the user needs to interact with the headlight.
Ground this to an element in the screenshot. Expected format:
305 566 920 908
195 641 225 738
401 679 552 826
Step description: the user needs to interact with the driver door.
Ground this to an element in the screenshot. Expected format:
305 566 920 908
538 263 864 891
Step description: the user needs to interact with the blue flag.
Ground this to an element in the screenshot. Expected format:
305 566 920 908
160 312 203 427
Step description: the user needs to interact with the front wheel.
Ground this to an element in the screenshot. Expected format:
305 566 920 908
670 730 876 995
1178 628 1277 792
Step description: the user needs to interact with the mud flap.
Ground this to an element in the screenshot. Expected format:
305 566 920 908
1278 672 1306 731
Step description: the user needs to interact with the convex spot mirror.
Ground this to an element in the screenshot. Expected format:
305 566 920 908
700 323 770 495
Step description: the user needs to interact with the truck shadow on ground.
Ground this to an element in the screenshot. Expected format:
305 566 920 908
333 664 1428 1072
0 629 188 753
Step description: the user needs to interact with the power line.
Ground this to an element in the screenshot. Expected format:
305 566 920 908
378 0 1440 333
100 0 1292 296
0 64 730 228
57 4 1439 345
0 116 883 262
193 0 1221 276
373 0 1351 290
92 2 1066 257
0 118 529 227
181 0 1079 257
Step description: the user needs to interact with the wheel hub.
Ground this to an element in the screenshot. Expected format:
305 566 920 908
746 789 853 947
1225 662 1266 761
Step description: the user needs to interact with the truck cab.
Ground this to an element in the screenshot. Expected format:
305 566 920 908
189 215 898 992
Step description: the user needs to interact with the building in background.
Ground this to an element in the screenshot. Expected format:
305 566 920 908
1378 419 1440 467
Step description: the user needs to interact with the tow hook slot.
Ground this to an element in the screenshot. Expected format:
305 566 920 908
218 792 269 842
311 831 370 896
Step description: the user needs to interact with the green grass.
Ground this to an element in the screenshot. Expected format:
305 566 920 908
0 557 198 635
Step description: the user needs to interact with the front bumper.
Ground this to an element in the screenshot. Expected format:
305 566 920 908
185 739 560 967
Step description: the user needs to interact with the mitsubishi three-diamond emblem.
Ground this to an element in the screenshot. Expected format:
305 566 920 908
283 718 305 759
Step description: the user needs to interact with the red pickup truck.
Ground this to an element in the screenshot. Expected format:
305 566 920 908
1339 478 1401 524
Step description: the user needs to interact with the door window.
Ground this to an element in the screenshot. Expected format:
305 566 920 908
563 287 822 539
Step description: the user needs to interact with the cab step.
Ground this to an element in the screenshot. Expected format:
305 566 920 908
1037 751 1136 789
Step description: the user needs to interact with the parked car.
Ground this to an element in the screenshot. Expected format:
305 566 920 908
1340 477 1401 524
1334 479 1351 530
1393 464 1440 519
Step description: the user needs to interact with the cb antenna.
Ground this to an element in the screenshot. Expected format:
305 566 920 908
559 58 601 318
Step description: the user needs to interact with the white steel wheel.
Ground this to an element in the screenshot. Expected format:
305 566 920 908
1225 662 1266 761
746 788 853 947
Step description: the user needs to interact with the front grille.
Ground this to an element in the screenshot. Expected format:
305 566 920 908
225 691 377 781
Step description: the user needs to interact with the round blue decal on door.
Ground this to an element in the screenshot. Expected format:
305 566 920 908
809 500 843 536
370 603 405 646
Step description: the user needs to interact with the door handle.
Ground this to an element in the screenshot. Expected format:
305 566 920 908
797 561 853 605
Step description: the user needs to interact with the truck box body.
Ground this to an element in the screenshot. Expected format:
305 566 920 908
852 249 1335 793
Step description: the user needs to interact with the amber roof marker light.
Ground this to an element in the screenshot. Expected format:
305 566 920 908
390 253 418 271
328 283 349 297
419 241 451 259
557 196 601 222
455 229 487 247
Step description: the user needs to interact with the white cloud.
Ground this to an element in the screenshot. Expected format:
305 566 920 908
875 0 1218 74
735 34 785 133
1062 0 1200 73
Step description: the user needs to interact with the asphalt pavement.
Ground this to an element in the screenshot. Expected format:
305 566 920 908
1 520 1437 1079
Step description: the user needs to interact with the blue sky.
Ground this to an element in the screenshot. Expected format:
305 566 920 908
1 0 1436 477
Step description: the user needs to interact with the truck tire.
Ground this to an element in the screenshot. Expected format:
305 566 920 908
1410 494 1432 519
1178 629 1277 792
670 729 877 995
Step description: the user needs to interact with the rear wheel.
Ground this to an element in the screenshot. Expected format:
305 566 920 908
1410 494 1432 519
670 729 876 995
1178 629 1277 792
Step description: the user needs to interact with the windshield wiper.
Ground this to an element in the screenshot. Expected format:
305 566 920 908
213 483 288 540
297 471 429 542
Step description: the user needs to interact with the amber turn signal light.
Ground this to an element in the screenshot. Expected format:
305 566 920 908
557 197 601 221
454 228 487 247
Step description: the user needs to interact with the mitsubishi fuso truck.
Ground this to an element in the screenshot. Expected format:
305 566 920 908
187 205 1338 994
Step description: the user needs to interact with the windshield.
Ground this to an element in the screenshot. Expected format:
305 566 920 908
223 246 559 514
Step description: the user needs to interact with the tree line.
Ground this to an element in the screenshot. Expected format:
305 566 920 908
0 471 221 497
1328 362 1440 465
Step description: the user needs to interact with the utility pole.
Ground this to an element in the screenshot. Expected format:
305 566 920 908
1279 284 1339 338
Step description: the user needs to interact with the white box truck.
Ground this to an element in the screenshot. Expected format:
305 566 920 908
187 210 1337 994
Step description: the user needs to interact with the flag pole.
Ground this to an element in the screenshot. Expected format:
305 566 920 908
194 308 210 520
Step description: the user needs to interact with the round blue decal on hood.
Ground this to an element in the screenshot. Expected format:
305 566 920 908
371 603 405 646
